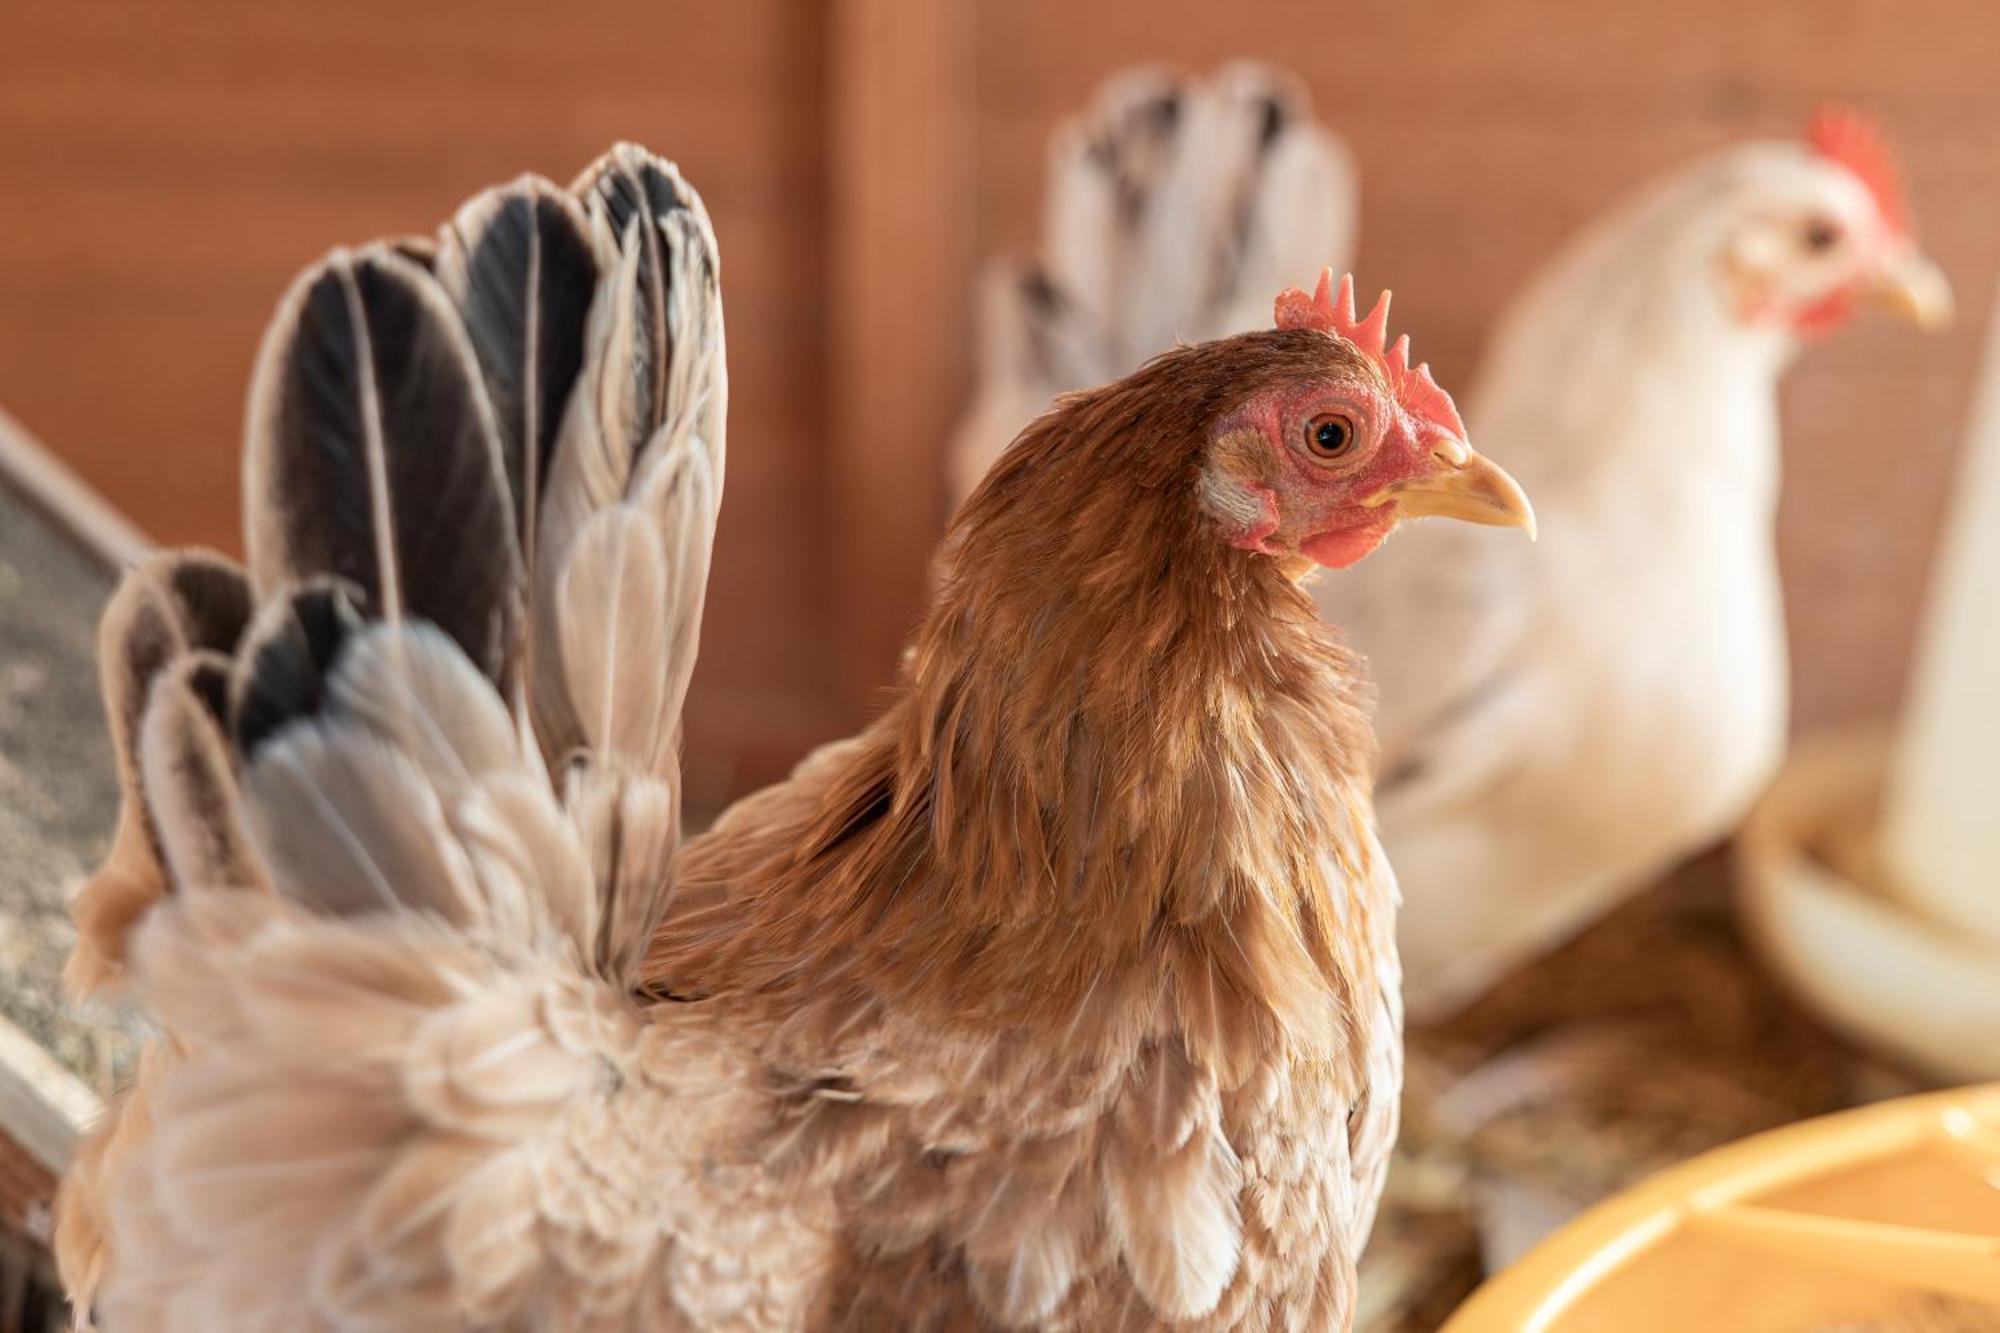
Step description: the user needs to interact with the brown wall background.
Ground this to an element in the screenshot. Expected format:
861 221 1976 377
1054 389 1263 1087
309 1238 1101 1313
3 0 1996 796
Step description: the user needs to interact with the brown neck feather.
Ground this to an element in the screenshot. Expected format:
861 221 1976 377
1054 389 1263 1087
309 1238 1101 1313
658 337 1389 1078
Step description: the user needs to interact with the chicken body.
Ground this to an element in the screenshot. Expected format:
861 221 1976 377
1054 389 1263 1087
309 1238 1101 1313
653 710 1403 1330
1313 129 1951 1017
57 151 1530 1329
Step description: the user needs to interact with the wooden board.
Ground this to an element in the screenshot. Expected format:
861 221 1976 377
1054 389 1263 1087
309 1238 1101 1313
826 0 974 701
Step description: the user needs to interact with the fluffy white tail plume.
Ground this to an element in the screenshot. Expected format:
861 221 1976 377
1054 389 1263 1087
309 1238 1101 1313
949 61 1357 500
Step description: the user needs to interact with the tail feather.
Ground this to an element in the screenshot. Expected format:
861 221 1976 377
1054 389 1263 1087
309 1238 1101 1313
557 508 674 767
97 623 821 1328
386 234 439 271
67 144 763 1328
572 142 695 440
237 624 506 925
567 765 678 983
243 245 523 691
227 581 367 756
68 552 255 994
1042 64 1185 349
139 651 263 896
950 61 1358 499
98 551 254 862
947 263 1099 502
1218 109 1359 336
534 148 725 795
435 176 598 573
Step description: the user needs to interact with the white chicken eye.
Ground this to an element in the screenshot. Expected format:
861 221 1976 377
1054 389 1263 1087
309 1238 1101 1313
1800 217 1843 254
1303 413 1357 462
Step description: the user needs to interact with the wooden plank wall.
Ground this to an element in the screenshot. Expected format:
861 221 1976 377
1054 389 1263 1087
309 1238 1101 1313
3 0 1996 792
826 0 975 705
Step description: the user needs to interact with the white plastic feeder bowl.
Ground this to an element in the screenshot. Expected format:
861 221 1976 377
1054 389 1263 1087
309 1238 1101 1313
1735 725 2000 1085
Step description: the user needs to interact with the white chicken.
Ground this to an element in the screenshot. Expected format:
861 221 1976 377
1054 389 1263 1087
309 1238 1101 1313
949 60 1357 499
1312 109 1954 1017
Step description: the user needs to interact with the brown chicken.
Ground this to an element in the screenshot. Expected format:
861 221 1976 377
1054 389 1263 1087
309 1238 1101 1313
55 146 1531 1330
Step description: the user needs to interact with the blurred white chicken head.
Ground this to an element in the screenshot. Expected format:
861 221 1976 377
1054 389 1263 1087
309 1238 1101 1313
949 61 1358 503
1714 106 1952 338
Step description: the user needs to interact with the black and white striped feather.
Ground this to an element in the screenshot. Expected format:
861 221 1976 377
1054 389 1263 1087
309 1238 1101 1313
242 245 523 693
66 552 262 995
95 552 253 869
227 580 367 758
137 650 262 896
435 176 598 574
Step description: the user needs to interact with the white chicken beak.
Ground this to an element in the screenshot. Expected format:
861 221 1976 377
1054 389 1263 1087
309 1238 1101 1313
1868 249 1955 330
1363 443 1537 540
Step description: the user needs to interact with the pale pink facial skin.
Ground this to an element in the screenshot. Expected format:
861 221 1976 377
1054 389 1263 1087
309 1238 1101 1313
1211 373 1458 569
1198 272 1529 568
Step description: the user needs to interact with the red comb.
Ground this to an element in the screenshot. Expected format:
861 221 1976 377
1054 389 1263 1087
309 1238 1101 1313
1808 105 1911 239
1274 270 1466 442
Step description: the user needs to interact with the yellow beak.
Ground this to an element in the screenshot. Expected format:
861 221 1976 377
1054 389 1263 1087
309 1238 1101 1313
1362 443 1537 540
1868 249 1955 330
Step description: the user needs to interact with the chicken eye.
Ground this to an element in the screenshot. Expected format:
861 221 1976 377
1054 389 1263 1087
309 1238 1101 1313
1304 413 1356 461
1801 217 1843 254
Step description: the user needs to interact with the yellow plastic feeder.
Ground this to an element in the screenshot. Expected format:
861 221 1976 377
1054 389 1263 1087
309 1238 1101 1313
1442 1085 2000 1331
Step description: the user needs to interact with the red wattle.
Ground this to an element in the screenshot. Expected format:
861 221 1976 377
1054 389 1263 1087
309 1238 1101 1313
1793 287 1857 337
1302 517 1394 569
